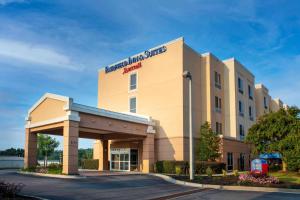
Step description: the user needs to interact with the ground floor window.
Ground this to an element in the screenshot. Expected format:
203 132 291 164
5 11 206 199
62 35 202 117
227 152 233 171
238 153 245 171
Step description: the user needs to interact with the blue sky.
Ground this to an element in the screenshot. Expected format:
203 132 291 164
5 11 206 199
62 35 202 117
0 0 300 150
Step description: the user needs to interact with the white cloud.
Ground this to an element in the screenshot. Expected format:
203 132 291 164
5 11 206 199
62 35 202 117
0 38 82 70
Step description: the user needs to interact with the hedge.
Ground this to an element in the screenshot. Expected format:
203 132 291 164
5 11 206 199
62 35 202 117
154 160 226 174
81 159 99 169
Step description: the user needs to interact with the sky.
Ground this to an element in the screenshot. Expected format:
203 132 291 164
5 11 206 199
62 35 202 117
0 0 300 150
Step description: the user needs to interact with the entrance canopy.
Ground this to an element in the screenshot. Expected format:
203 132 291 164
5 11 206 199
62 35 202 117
24 93 156 174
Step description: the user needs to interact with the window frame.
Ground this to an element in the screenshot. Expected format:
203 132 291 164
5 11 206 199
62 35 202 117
264 96 268 109
238 100 244 117
248 85 253 100
129 96 137 113
215 96 222 112
214 71 221 89
129 72 138 92
216 122 222 134
238 77 244 94
239 124 245 141
227 152 233 171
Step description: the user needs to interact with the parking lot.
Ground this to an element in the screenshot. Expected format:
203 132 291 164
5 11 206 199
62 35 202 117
0 170 299 200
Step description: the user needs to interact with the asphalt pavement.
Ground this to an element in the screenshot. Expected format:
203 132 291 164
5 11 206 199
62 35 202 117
0 170 299 200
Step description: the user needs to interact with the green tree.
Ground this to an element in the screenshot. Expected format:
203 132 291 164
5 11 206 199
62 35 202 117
37 134 59 167
196 122 220 161
246 107 300 171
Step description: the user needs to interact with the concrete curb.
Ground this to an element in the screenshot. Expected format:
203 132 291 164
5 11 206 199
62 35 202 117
17 171 87 179
149 173 300 194
19 194 50 200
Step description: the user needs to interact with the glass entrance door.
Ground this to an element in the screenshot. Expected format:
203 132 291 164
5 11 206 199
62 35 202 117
130 149 138 171
110 148 130 171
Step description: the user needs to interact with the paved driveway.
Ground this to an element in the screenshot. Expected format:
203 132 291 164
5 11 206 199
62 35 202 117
0 170 299 200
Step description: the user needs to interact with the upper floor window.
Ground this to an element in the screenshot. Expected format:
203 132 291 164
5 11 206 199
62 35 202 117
215 96 222 112
216 122 222 134
238 77 244 94
130 73 137 91
248 85 253 100
239 100 244 117
239 124 245 141
249 106 254 121
264 96 268 109
129 97 136 113
214 71 221 89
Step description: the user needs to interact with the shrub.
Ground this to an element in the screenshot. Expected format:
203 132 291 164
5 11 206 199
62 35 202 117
82 159 99 169
175 165 182 175
155 161 188 174
155 161 163 173
163 161 176 174
269 163 282 172
233 170 239 177
195 161 226 174
238 173 279 185
0 181 25 198
222 169 227 177
206 167 213 177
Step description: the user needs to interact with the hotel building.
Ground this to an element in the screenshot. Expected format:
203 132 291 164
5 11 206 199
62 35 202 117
24 37 285 174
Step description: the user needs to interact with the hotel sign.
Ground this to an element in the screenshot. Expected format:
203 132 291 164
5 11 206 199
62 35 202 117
105 45 167 73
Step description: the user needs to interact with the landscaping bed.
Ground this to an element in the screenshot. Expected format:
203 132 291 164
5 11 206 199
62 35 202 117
21 163 62 175
171 172 300 189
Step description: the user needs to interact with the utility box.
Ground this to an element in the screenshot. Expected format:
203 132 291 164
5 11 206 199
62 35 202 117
251 159 268 175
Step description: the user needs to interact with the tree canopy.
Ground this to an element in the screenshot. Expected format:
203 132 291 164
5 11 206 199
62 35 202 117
196 122 220 161
246 107 300 171
37 134 59 167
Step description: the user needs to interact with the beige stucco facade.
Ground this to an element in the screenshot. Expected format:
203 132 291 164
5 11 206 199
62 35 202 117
255 84 284 119
97 37 278 171
25 37 286 173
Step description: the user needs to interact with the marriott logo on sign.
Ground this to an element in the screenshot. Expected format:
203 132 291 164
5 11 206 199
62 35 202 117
123 62 142 74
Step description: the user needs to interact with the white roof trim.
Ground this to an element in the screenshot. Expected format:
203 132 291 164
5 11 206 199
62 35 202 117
28 93 71 115
71 103 154 125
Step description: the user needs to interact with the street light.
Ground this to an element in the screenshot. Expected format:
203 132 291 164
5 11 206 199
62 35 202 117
183 70 194 180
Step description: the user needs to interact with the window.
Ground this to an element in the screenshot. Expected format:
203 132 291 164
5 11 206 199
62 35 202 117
264 96 268 109
214 71 221 89
238 77 244 94
227 152 233 171
216 122 222 134
239 124 245 141
249 106 254 121
130 73 137 90
215 96 221 112
129 97 136 113
239 100 244 116
248 85 253 100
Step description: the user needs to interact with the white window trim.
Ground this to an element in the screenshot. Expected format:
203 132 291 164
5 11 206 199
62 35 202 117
129 96 137 113
128 71 138 93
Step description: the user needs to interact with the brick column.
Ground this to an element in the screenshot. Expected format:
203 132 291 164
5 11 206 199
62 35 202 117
63 121 79 175
24 128 37 168
97 140 108 171
142 134 154 173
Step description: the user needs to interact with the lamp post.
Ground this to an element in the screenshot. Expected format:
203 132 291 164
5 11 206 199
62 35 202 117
183 70 194 180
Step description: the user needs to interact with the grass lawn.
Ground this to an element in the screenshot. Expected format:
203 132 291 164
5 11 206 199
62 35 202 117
270 172 300 185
